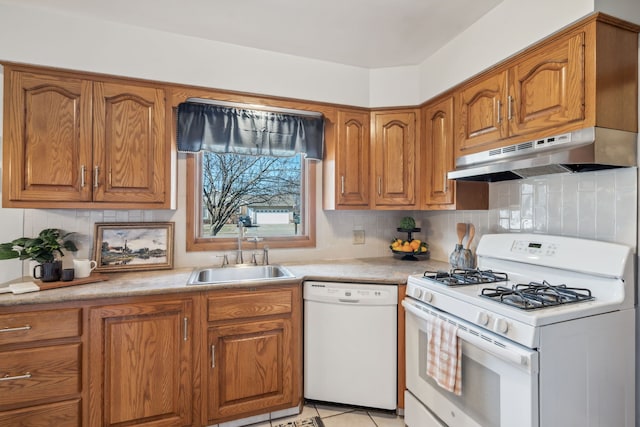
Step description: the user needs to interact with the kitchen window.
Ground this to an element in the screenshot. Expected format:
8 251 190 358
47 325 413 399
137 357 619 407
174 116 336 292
178 100 323 252
186 152 316 251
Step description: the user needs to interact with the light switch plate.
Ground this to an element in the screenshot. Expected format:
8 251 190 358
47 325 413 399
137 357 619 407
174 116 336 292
352 229 365 244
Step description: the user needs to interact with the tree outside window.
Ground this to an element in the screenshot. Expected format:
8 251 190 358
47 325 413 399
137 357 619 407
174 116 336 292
187 151 315 251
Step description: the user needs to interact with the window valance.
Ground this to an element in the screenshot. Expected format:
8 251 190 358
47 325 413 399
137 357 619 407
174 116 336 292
176 101 324 160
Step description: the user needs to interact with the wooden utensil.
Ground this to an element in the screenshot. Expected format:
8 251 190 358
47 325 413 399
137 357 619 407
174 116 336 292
456 223 467 246
467 223 475 249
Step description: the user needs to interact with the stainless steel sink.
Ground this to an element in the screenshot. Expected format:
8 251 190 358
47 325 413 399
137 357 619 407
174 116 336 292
187 264 295 285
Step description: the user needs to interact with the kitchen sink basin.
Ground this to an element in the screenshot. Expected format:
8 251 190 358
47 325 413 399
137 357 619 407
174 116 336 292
187 264 295 285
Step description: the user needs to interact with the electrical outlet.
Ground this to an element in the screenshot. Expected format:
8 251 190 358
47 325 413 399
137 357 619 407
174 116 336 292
352 229 365 244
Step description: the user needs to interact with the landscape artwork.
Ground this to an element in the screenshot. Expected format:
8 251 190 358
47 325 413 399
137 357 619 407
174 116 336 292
94 222 174 272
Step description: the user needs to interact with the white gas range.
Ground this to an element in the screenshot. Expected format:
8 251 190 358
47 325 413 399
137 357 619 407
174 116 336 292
403 233 635 427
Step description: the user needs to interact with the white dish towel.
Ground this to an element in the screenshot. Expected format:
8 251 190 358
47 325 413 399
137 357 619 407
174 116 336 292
426 315 462 395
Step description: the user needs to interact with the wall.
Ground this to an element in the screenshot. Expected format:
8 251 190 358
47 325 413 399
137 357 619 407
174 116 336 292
1 0 638 285
0 2 371 107
415 0 594 102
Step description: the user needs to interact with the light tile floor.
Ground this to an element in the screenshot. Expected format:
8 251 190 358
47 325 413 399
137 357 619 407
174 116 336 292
250 401 406 427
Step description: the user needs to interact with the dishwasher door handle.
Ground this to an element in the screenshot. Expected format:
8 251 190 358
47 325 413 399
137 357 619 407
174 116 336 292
339 298 360 303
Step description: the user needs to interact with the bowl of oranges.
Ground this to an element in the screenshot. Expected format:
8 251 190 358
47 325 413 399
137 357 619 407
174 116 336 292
390 237 429 261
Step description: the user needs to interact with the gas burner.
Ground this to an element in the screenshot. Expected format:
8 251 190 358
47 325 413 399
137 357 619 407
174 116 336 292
480 280 594 310
423 268 508 286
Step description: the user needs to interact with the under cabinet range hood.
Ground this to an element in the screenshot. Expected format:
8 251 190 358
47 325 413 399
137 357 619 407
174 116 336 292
447 127 637 182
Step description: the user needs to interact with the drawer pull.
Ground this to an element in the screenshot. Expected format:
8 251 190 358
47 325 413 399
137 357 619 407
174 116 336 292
0 325 32 333
1 372 31 382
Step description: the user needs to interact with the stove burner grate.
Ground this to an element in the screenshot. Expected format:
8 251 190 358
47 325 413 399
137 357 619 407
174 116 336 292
423 268 508 286
480 280 594 310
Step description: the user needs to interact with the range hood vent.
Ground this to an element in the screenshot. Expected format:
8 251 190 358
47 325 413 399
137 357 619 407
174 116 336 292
447 127 637 182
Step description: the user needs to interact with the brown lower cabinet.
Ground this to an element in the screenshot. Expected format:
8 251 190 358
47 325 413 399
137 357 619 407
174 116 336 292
88 297 194 427
0 306 82 427
205 284 302 425
0 283 303 427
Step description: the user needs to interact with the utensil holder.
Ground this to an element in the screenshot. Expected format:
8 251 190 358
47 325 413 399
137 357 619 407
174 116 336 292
449 244 463 268
458 248 476 269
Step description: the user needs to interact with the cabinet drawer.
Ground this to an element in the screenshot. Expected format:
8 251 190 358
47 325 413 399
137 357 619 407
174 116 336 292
0 399 80 427
208 289 292 322
0 308 81 346
0 344 81 408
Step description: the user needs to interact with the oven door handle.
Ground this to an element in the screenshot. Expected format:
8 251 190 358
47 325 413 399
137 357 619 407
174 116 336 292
403 300 537 372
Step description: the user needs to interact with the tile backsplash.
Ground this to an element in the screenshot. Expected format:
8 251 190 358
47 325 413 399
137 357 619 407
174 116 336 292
0 166 636 283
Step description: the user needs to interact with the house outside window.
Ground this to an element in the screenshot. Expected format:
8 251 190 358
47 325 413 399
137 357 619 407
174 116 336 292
186 152 316 251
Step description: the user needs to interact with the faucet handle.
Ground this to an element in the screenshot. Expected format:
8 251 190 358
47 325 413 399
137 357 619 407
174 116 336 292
251 252 258 265
263 246 269 265
216 254 229 267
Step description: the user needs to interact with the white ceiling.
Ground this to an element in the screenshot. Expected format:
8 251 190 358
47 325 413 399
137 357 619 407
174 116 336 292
3 0 503 68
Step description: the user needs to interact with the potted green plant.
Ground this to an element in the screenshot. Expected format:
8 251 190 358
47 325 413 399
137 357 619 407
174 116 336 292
0 228 78 281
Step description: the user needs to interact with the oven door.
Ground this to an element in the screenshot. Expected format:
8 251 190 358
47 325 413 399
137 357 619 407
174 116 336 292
403 298 539 427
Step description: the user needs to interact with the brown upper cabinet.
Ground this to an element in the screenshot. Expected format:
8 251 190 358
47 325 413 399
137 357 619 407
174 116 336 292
324 108 370 209
421 97 488 210
2 65 171 209
455 15 639 157
371 109 418 209
324 108 419 210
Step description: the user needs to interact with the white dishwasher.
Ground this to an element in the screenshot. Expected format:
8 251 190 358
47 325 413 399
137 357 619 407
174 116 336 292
303 281 397 410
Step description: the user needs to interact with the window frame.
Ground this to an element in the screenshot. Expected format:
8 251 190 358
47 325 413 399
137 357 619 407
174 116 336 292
185 152 316 252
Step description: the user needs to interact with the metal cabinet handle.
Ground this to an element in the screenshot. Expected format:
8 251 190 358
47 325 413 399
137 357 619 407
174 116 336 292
0 325 31 333
443 172 448 192
340 175 345 195
211 345 216 368
81 165 86 188
0 372 31 382
507 95 513 121
377 177 382 196
496 100 502 124
183 317 188 341
93 166 99 188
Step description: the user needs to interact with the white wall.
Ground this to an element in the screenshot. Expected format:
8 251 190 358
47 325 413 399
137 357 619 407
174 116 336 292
1 0 639 283
0 0 603 108
0 3 371 107
595 0 640 25
415 0 594 101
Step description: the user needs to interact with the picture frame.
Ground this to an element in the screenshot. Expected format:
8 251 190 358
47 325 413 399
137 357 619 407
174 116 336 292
93 222 174 273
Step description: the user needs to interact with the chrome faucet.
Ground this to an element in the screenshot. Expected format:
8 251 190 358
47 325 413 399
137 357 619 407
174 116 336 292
247 236 264 265
236 219 244 264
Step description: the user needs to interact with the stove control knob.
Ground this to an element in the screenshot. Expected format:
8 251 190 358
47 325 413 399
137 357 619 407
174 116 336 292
476 312 489 326
423 291 433 303
413 288 423 299
494 318 509 334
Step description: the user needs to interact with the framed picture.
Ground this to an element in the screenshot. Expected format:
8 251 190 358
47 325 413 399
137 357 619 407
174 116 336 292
94 222 174 272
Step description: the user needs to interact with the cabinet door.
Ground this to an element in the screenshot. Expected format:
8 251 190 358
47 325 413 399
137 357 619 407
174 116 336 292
423 97 455 207
208 318 294 423
508 31 585 136
92 82 166 203
372 111 417 207
336 110 370 207
456 71 508 155
3 70 92 203
88 299 192 427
